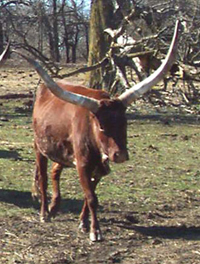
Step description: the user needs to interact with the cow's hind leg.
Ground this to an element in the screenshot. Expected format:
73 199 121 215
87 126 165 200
31 166 41 201
48 162 63 218
79 198 89 232
35 150 49 222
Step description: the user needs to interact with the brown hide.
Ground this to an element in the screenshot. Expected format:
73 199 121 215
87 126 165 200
33 80 129 241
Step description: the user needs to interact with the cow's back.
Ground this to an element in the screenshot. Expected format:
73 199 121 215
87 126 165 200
34 79 110 118
36 79 110 101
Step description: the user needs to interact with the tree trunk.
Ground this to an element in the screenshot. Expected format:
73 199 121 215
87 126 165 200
52 0 60 62
87 0 114 89
0 22 3 54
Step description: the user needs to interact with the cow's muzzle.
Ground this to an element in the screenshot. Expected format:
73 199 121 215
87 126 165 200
112 150 129 163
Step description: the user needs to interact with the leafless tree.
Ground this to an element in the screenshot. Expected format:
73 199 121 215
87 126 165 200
1 0 90 74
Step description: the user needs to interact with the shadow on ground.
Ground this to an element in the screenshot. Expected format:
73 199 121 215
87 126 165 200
114 220 200 241
127 112 200 125
0 150 21 160
0 189 83 214
133 224 200 240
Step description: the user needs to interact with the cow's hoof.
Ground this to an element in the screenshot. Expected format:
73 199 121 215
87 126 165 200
31 182 41 201
89 230 102 242
40 215 51 223
79 221 89 233
48 206 58 219
40 216 46 223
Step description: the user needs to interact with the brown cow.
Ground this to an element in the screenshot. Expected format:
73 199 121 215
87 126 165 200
1 21 180 242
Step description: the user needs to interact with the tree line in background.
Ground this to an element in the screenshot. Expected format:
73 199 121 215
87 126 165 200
1 0 200 104
0 0 90 75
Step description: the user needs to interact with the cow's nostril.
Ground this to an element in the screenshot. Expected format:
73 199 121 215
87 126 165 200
114 152 119 160
113 151 129 163
113 152 122 163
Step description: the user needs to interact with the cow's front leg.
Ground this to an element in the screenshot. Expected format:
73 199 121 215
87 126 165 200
78 167 102 242
79 178 100 234
48 162 63 218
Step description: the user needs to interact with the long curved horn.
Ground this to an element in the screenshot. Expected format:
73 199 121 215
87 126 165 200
0 42 10 63
118 20 181 107
12 51 100 113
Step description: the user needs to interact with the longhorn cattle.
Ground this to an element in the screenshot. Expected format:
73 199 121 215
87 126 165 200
1 21 180 242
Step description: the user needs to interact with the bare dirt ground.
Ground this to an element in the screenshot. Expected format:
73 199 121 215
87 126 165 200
2 203 200 264
1 64 200 264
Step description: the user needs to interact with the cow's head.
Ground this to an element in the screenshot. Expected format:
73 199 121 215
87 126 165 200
92 99 128 164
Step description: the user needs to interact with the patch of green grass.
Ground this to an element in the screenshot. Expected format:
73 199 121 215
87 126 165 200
97 114 200 213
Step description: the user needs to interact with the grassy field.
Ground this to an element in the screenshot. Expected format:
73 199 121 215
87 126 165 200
1 68 200 263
